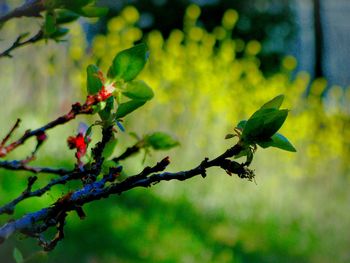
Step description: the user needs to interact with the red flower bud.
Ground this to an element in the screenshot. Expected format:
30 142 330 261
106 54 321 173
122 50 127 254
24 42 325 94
36 131 47 142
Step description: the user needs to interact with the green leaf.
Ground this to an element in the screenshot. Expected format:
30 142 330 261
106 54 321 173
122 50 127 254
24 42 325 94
146 132 179 150
85 125 93 138
13 248 23 263
257 133 297 152
103 138 118 159
78 6 109 17
50 27 69 39
56 9 80 24
108 43 148 82
61 0 94 10
123 80 154 101
99 96 114 121
260 94 284 110
115 100 146 119
44 13 56 36
87 64 103 95
242 108 288 142
236 120 247 130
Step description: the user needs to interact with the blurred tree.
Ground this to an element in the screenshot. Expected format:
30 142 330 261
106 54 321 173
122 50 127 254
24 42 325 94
98 0 297 75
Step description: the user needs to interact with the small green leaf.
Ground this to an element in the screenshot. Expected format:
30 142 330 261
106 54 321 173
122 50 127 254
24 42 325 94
50 27 69 39
146 132 179 150
225 134 235 139
99 96 114 120
123 80 154 101
78 6 109 17
260 94 284 110
115 100 146 119
108 43 148 82
103 138 118 159
85 125 93 138
87 64 103 95
44 13 57 37
242 108 288 142
13 248 23 263
56 9 80 24
258 133 297 152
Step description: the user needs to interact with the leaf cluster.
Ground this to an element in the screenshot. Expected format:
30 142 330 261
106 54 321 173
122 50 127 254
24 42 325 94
43 0 108 40
233 95 296 153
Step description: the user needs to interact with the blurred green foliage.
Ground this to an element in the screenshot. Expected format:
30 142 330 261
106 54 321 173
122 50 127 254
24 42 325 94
1 4 350 263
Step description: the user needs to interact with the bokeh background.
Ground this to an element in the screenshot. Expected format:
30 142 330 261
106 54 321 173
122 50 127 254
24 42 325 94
1 0 350 262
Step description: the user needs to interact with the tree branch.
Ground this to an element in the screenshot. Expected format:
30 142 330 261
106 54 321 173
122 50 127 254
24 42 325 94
0 102 93 158
0 159 71 175
0 143 252 248
0 0 45 25
0 30 44 58
0 170 85 215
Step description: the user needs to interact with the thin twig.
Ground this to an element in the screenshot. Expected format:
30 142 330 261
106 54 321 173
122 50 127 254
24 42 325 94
0 30 44 58
113 143 142 163
0 119 21 147
0 170 85 215
0 102 93 158
0 160 71 175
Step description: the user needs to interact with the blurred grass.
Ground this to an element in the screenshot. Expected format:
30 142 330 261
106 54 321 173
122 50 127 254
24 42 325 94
1 4 350 263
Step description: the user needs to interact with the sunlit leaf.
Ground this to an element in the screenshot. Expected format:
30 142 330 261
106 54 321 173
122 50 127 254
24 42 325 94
146 132 179 150
108 43 148 82
123 80 154 101
260 94 284 110
258 133 297 152
13 248 23 263
87 64 103 95
242 108 288 142
115 100 146 119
